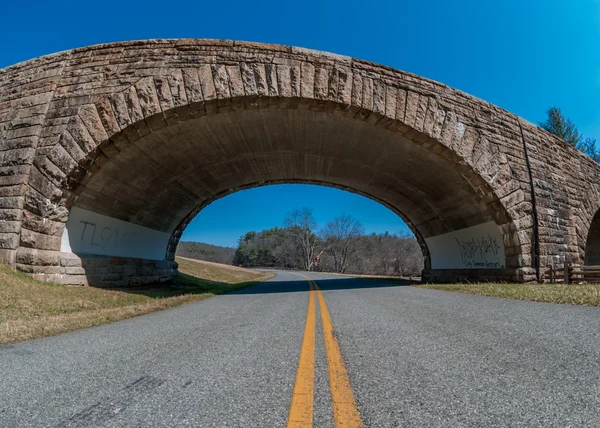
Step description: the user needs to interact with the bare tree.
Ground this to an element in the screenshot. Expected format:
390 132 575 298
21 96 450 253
363 232 424 276
284 208 325 271
393 234 423 276
322 215 365 273
378 233 396 275
233 214 424 275
272 229 298 268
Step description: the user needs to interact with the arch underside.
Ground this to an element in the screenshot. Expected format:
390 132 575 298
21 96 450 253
584 210 600 265
64 107 513 282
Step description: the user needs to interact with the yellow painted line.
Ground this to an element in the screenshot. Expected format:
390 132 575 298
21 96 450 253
287 280 316 427
302 274 363 428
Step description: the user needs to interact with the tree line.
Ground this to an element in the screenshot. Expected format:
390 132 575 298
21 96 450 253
232 208 424 276
177 241 236 265
176 208 424 276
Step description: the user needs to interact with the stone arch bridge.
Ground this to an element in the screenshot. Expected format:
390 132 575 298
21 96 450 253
1 39 599 285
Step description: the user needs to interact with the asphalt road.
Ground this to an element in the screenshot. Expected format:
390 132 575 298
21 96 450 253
1 271 599 427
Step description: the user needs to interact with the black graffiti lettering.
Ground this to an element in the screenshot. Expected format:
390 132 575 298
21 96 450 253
90 224 101 247
100 227 120 250
113 228 120 247
78 219 136 250
456 235 502 268
80 221 96 242
80 221 103 248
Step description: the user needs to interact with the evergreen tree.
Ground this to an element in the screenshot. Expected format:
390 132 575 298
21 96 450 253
540 106 599 162
578 137 600 162
539 107 580 146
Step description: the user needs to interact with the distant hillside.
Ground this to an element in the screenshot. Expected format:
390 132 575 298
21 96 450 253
176 241 236 265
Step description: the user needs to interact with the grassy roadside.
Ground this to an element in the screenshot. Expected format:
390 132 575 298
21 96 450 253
325 271 600 306
0 257 274 345
416 282 600 306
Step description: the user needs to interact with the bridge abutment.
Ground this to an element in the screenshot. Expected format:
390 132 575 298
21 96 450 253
16 251 177 286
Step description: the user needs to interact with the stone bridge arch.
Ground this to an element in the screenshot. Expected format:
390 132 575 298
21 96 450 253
581 196 600 266
2 39 599 285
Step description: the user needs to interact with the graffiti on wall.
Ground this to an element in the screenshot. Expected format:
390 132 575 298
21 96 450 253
77 220 137 251
61 207 171 260
425 221 505 269
455 235 502 268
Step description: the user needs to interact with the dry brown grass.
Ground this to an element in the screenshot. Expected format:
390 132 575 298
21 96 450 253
416 282 600 306
0 258 273 345
176 256 271 283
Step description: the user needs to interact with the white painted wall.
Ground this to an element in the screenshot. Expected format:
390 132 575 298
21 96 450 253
425 221 505 269
61 208 504 268
60 207 172 260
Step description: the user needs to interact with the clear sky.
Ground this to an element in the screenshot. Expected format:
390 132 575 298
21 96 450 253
182 185 412 247
2 0 599 246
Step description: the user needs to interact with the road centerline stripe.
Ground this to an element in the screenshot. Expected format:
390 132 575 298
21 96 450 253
295 274 362 427
312 278 362 428
287 280 316 427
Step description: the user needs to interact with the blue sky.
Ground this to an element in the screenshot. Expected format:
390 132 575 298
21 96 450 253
2 0 599 246
183 185 411 247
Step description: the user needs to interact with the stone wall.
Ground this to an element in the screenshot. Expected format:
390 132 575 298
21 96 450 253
423 268 522 284
17 251 177 286
0 39 598 285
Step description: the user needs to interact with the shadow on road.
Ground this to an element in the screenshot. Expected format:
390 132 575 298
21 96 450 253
96 274 416 299
229 276 415 295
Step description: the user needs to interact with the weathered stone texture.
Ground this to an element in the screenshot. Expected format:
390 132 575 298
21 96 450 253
0 39 598 285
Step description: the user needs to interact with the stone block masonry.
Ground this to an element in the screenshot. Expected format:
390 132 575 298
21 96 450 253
1 39 599 285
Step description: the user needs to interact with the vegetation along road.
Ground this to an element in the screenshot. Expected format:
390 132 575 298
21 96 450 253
1 269 599 427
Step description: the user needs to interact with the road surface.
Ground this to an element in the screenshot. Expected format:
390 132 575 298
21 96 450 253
1 271 599 427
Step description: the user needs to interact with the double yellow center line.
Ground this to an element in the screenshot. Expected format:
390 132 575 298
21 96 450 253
287 274 362 428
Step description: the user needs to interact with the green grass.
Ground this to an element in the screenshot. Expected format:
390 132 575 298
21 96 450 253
416 282 600 306
0 258 273 345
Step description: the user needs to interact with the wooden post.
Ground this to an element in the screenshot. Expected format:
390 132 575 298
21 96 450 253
549 264 553 284
564 263 569 285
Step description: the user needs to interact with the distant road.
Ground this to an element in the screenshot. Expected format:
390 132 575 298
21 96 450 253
1 271 598 427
